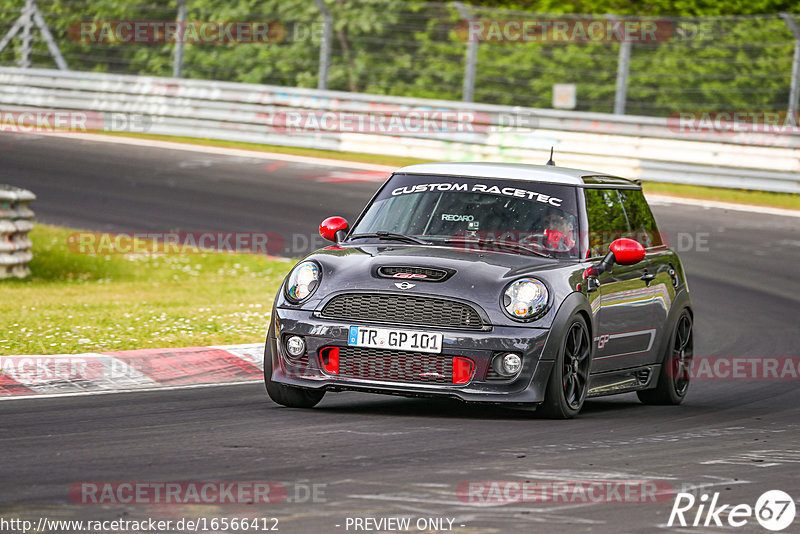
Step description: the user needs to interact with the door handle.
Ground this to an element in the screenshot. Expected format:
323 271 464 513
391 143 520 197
586 277 599 293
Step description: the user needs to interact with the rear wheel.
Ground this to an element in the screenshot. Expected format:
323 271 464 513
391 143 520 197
264 330 325 409
539 315 591 419
637 310 693 405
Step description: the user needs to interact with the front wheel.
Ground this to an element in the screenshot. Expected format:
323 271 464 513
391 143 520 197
637 310 693 405
539 315 592 419
264 332 325 409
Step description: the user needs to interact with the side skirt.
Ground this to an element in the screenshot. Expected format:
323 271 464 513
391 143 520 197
586 364 662 398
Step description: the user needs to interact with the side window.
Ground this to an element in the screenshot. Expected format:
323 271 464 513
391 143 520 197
584 188 629 257
617 189 663 248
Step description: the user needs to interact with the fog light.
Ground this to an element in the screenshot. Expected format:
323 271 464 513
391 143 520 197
493 353 522 377
285 336 306 358
503 354 522 375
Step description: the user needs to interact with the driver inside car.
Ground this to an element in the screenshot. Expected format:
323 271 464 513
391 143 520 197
541 210 577 252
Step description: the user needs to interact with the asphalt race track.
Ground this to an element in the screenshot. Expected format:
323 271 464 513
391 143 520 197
1 134 799 533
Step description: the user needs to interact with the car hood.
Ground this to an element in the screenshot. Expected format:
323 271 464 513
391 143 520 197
277 243 584 327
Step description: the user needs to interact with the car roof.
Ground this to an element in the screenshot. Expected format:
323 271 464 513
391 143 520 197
394 162 639 187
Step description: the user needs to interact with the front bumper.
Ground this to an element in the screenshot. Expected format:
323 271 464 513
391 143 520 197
269 307 554 405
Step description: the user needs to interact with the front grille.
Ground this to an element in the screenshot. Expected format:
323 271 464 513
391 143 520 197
320 293 483 329
333 346 453 384
377 266 451 282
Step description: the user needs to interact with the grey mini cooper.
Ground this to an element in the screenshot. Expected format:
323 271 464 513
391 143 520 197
264 162 693 418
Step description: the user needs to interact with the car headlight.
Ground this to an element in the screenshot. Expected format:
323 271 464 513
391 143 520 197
503 278 548 321
285 261 321 303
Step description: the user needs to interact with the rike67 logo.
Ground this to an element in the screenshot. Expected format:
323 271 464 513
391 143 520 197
668 490 796 531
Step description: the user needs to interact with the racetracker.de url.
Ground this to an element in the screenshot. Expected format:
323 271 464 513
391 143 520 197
0 517 280 533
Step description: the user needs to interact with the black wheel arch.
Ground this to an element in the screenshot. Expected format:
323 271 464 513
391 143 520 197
539 291 594 362
652 289 693 367
264 305 279 377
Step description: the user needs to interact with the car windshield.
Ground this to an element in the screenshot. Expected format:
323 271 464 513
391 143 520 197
349 173 580 259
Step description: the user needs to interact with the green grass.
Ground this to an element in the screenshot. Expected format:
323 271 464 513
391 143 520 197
106 131 800 211
641 181 800 210
0 225 292 356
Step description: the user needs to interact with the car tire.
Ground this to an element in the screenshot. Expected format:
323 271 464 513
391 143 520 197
637 309 693 406
539 314 592 419
264 327 325 409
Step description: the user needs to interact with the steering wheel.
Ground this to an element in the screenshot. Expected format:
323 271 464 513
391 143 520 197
543 229 576 252
516 233 547 250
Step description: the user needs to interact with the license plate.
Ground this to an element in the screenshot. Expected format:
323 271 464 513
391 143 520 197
348 326 443 354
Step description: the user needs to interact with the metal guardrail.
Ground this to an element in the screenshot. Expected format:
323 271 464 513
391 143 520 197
0 67 798 193
0 185 35 279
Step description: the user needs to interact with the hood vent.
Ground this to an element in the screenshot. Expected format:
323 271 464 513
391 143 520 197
377 266 453 282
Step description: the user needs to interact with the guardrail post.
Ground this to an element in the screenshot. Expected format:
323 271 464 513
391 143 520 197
32 7 68 70
313 0 333 90
452 2 477 102
173 0 187 78
608 15 631 115
614 40 631 114
19 0 34 68
0 186 36 279
780 13 800 115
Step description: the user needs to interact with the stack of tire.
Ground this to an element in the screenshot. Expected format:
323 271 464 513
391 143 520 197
0 185 35 279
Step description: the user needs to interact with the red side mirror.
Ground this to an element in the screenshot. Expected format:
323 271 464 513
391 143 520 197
319 216 349 243
609 238 646 265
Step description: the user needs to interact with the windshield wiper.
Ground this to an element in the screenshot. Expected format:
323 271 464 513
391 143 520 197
348 232 432 245
437 235 554 259
490 240 554 259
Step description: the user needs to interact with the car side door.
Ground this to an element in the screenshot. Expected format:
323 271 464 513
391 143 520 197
584 187 658 373
615 188 672 365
